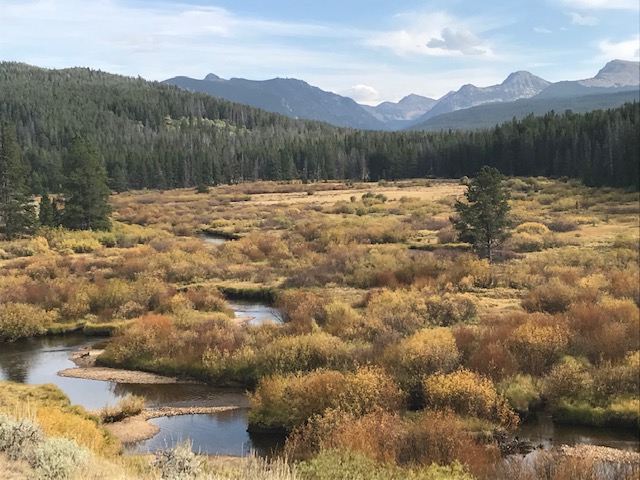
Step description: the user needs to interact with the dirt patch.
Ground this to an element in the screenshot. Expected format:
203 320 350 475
103 415 161 444
248 183 466 206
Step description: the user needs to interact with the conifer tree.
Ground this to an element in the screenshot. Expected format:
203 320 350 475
452 166 511 263
38 193 55 227
62 137 112 231
0 121 36 238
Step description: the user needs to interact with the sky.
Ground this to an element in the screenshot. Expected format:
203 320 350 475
1 0 638 105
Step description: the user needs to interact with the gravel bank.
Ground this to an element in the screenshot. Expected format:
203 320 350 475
102 406 241 444
559 444 640 464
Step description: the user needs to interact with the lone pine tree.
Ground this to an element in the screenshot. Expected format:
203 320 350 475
452 166 511 263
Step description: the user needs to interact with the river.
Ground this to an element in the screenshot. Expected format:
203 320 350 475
0 306 284 457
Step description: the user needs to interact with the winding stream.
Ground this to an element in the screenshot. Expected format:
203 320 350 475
0 323 283 456
1 333 637 457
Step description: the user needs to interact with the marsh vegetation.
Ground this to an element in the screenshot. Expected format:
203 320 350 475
0 177 638 479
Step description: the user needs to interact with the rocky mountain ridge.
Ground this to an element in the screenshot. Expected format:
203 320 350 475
164 59 639 130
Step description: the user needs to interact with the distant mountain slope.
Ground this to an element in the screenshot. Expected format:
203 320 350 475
537 60 639 99
164 74 386 130
362 94 437 129
165 60 638 132
415 71 551 123
580 59 639 87
411 90 639 131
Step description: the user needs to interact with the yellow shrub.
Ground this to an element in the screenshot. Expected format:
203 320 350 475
386 327 460 378
256 332 352 376
422 369 518 428
543 357 593 405
514 222 549 235
0 303 58 341
508 317 569 375
322 301 362 337
249 366 403 431
365 288 427 335
36 406 118 457
509 232 545 252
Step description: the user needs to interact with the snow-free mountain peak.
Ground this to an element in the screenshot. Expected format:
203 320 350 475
417 71 551 122
204 73 224 82
580 59 640 88
360 94 437 128
165 60 636 131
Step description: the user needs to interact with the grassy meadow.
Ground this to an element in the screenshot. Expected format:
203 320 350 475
0 177 638 479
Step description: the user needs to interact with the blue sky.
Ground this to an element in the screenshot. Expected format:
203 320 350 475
1 0 638 104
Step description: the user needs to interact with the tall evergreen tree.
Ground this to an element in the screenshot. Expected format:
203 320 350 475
452 166 512 263
38 192 55 227
62 137 112 231
0 121 36 238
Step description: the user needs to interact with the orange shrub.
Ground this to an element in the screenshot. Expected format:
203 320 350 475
522 278 576 314
424 292 477 326
468 341 518 382
276 289 325 334
101 314 176 363
288 408 497 477
568 300 639 362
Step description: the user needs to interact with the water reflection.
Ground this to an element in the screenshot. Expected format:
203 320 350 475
112 383 249 408
0 334 265 455
129 409 284 457
229 301 281 325
517 412 639 452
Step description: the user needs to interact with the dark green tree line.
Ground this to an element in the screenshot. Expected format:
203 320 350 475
0 62 638 192
0 121 36 238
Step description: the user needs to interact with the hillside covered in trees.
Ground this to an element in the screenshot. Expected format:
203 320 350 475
0 62 638 191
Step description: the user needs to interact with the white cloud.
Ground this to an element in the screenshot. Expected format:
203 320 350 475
598 34 640 60
340 84 381 105
559 0 639 9
534 27 553 34
0 0 364 81
427 27 485 55
569 12 599 25
366 11 494 57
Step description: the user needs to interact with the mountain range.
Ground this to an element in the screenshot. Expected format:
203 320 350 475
164 60 639 131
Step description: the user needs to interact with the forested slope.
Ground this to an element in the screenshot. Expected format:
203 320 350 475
1 62 638 190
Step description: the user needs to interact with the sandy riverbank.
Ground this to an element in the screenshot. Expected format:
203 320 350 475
58 366 194 384
59 346 198 384
59 346 245 444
